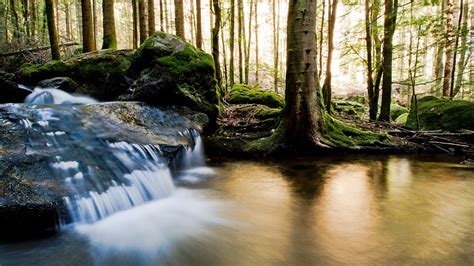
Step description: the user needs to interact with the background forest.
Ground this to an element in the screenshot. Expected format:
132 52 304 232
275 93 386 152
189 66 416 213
0 0 472 113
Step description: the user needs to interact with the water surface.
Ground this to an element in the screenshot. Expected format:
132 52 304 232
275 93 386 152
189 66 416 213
1 155 473 265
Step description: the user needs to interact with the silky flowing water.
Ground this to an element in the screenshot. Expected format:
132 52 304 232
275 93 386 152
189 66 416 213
0 154 472 265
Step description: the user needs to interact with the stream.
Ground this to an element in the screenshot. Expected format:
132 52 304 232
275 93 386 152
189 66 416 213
1 154 473 265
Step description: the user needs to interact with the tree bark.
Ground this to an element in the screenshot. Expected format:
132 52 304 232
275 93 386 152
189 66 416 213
21 0 29 38
31 0 36 38
254 0 259 83
132 0 138 48
174 0 185 39
65 1 71 39
10 0 20 41
102 0 117 49
272 0 279 92
365 0 376 120
238 0 244 83
92 0 97 48
0 1 6 45
442 0 454 96
138 0 147 43
81 0 95 52
229 0 235 86
244 0 253 84
318 0 325 80
148 0 155 35
322 0 338 113
378 0 398 121
211 0 222 89
453 0 469 97
283 0 322 147
45 0 60 60
449 0 464 98
159 0 164 31
195 0 202 49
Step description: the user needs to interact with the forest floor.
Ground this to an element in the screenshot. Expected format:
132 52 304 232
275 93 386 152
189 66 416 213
209 103 474 159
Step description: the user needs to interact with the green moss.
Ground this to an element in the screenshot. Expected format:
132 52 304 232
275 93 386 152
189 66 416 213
0 71 14 81
406 96 474 131
257 106 281 119
390 103 409 120
17 61 73 83
395 113 409 125
228 84 284 108
333 101 365 118
322 113 391 148
155 44 215 77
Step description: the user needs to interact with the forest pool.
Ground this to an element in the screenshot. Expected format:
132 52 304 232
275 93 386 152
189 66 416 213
0 154 473 265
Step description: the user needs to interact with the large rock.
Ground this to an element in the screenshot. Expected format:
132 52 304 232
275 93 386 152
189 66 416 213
0 102 207 238
0 77 31 103
122 32 219 125
227 84 284 108
15 50 134 101
406 96 474 131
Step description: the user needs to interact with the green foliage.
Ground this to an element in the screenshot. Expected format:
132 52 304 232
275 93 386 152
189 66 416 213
406 96 474 131
390 103 409 120
395 113 409 125
228 84 285 108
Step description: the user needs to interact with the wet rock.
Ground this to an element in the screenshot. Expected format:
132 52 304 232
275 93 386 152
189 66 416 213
0 102 207 239
36 77 80 92
0 77 30 103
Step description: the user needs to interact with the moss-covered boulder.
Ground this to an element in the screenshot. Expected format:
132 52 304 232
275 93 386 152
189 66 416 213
15 50 134 100
395 113 409 125
123 32 219 126
406 96 474 131
333 100 366 118
390 103 409 120
227 84 284 108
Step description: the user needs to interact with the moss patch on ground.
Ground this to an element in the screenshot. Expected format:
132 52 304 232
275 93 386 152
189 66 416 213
228 84 284 108
406 96 474 131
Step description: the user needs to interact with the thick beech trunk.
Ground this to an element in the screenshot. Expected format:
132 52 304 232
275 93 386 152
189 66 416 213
81 0 95 52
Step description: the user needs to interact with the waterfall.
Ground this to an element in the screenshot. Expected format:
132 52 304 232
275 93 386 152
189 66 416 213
16 88 207 225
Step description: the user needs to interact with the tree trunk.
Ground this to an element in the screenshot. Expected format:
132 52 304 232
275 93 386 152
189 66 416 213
31 0 36 38
433 0 445 94
244 0 253 84
21 0 29 38
10 0 20 41
102 0 117 49
195 0 202 49
45 0 60 60
211 0 222 89
148 0 155 35
138 0 147 43
0 1 6 45
442 0 454 96
81 0 95 52
132 0 138 48
272 0 279 92
159 0 164 31
378 0 398 121
450 0 465 98
92 0 96 48
238 0 244 83
318 0 325 80
254 0 259 83
174 0 185 39
65 1 71 39
221 22 228 91
283 0 323 147
365 0 376 120
229 0 235 86
322 0 338 113
164 0 169 32
453 0 469 96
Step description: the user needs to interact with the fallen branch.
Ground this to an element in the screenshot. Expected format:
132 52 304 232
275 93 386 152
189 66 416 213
0 42 79 57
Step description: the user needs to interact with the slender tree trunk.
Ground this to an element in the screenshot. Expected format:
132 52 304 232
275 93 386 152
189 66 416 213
244 0 253 84
378 0 398 121
449 0 464 98
92 0 96 47
238 0 244 83
433 0 445 94
372 0 381 70
190 0 196 44
102 0 117 49
221 22 228 92
442 0 454 96
283 0 323 147
365 0 376 120
159 0 164 31
54 0 58 36
322 0 338 113
318 0 325 80
229 0 235 86
454 0 469 96
164 0 169 32
254 0 259 83
0 1 6 45
138 0 147 43
174 0 185 38
196 0 202 49
211 0 222 89
45 0 60 60
10 0 20 41
132 0 138 48
148 0 155 35
273 0 280 92
21 0 29 38
81 0 95 52
65 1 72 39
31 0 36 38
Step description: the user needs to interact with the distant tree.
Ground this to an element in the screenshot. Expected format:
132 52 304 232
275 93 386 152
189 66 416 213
272 0 279 92
82 0 95 52
211 0 222 88
148 0 155 35
174 0 185 38
45 0 60 60
132 0 138 48
196 0 203 49
229 0 235 86
102 0 117 49
138 0 147 43
442 0 454 96
322 0 339 113
238 0 244 83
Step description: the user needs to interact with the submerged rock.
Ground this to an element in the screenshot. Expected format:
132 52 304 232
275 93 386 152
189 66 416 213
0 102 207 238
406 96 474 131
